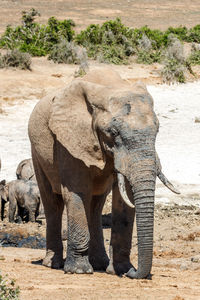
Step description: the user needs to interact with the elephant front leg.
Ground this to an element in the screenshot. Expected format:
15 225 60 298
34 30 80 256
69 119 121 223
89 194 109 271
64 192 93 274
106 181 135 276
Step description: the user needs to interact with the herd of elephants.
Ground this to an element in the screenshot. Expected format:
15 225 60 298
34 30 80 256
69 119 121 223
0 68 180 279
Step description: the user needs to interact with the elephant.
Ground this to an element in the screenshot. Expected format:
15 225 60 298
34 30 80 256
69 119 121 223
0 179 8 221
16 158 36 181
28 67 179 279
0 179 40 222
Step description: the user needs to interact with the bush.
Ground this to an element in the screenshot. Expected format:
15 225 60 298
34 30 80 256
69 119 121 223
187 25 200 43
187 43 200 65
133 26 166 49
48 40 88 65
76 18 135 64
165 26 188 41
188 50 200 65
0 9 75 56
0 49 31 70
136 49 162 64
162 58 186 83
161 35 186 83
135 34 162 64
0 272 20 300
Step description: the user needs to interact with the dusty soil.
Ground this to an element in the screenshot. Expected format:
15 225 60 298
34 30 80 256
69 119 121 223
1 202 200 300
0 1 200 300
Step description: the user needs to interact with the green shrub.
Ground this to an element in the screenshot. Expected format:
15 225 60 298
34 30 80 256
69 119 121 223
0 49 31 70
0 272 20 300
76 18 135 64
44 17 75 50
0 9 75 57
48 40 88 64
97 44 129 64
135 34 162 64
133 26 166 49
136 49 162 64
187 44 200 64
187 25 200 43
165 26 188 41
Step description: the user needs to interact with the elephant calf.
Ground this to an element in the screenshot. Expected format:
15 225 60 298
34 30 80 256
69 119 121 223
0 179 40 222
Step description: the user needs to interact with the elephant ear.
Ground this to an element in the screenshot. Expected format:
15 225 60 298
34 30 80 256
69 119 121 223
49 80 106 170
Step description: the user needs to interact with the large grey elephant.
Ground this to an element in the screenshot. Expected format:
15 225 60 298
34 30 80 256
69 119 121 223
16 158 36 181
28 68 179 279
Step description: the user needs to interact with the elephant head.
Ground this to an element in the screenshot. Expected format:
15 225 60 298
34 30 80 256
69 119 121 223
49 71 179 279
0 180 8 221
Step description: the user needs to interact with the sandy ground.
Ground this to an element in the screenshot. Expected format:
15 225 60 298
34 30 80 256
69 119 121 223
0 1 200 300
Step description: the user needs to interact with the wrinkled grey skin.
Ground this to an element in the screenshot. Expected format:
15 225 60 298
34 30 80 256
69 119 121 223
28 68 179 279
16 158 36 181
0 179 40 222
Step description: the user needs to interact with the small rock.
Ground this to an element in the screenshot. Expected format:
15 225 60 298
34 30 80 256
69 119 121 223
194 117 200 123
180 262 190 270
191 255 200 263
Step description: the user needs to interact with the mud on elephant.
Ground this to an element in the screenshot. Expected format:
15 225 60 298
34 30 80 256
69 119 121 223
28 68 179 279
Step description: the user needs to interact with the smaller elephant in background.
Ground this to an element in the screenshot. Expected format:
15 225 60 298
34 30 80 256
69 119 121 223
16 158 36 181
0 179 40 222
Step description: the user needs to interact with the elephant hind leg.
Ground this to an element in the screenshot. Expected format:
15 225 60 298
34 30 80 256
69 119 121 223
88 193 109 271
9 197 17 223
32 154 64 269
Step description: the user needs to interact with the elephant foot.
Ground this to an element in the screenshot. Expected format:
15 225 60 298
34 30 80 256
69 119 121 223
64 255 93 274
106 261 134 276
42 250 64 269
126 268 152 279
89 254 109 271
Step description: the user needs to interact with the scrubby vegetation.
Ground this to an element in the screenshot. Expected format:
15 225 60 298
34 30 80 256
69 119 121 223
0 49 31 70
0 8 75 57
0 272 20 300
188 43 200 65
48 40 88 65
162 35 187 83
1 8 200 82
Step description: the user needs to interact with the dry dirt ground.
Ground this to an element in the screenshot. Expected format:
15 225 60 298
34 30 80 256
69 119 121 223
0 1 200 300
0 203 200 300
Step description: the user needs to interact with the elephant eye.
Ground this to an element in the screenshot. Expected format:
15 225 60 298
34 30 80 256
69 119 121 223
108 127 118 137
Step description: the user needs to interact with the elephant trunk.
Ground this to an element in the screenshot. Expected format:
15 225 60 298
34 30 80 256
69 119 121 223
115 152 156 279
127 183 155 279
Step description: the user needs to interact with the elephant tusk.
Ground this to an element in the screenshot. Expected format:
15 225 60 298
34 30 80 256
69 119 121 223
158 171 180 194
117 173 135 208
